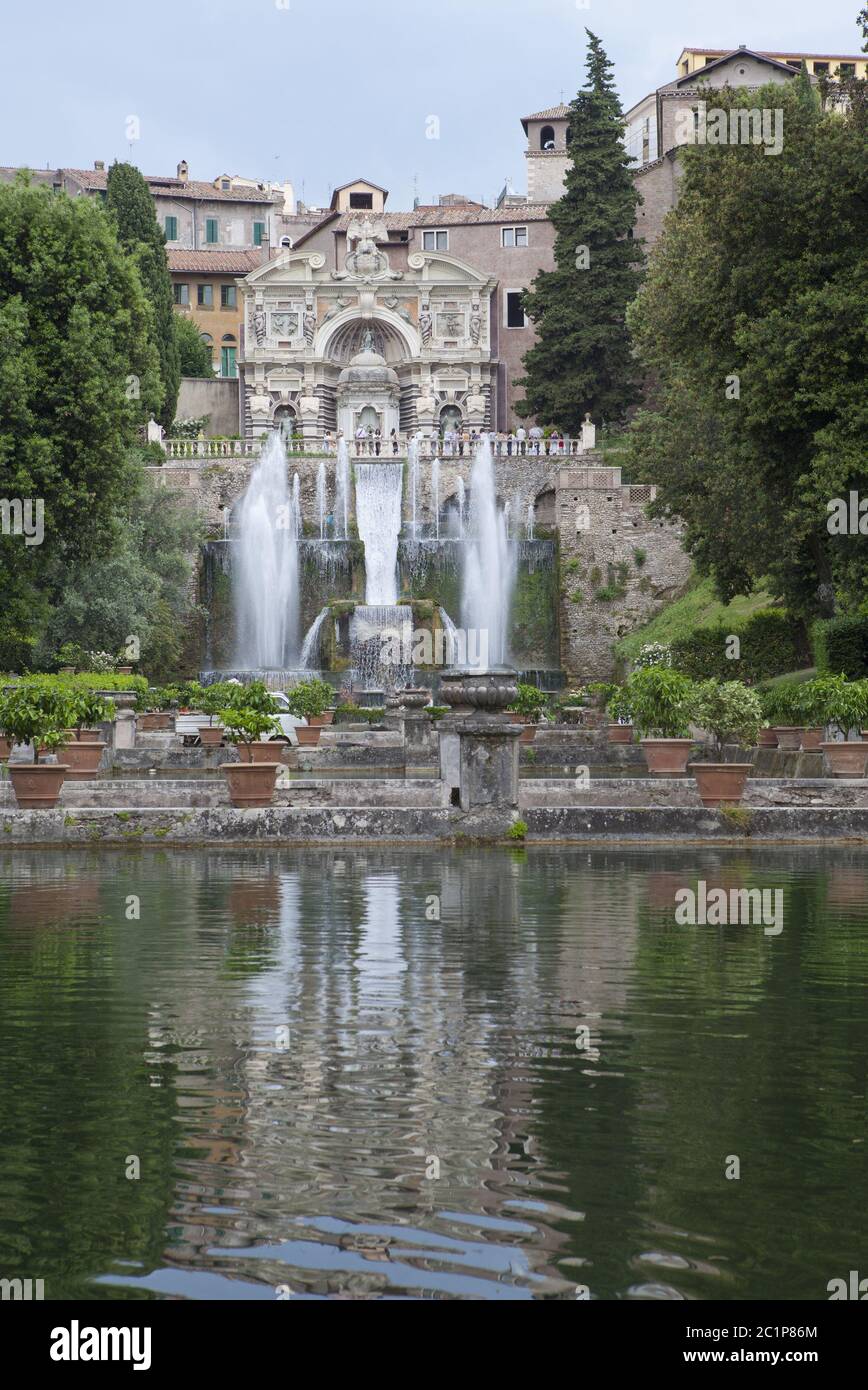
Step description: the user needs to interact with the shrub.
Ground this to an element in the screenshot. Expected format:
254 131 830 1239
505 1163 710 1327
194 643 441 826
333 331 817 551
0 681 76 760
219 707 280 746
633 642 672 670
624 666 694 738
692 681 763 759
509 683 548 721
508 820 528 841
811 616 868 681
670 610 807 682
759 680 805 727
799 675 868 740
285 677 333 722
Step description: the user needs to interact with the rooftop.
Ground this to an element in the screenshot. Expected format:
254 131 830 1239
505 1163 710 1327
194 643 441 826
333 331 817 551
166 249 264 274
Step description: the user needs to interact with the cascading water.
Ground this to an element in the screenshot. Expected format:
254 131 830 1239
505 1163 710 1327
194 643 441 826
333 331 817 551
526 500 535 540
335 437 351 540
456 477 466 540
408 436 419 541
233 432 300 668
316 460 327 539
460 434 516 670
431 457 440 539
355 463 403 605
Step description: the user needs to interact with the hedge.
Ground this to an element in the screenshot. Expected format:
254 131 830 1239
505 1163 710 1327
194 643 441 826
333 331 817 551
812 615 868 680
669 610 808 682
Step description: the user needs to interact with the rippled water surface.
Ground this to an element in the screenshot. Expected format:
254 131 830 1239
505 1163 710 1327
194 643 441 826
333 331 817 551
0 846 866 1301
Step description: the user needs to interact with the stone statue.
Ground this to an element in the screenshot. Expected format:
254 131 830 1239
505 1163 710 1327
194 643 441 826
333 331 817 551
323 296 349 321
419 308 433 345
362 327 375 352
303 308 317 346
384 294 411 322
253 306 266 346
469 308 482 345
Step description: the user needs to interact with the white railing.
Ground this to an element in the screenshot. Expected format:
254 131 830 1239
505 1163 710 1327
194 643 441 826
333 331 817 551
160 434 602 462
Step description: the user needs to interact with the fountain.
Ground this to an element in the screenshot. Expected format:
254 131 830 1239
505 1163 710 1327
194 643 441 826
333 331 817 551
408 435 419 541
355 462 403 606
233 432 301 669
460 435 516 670
316 460 327 539
431 457 440 540
335 437 351 540
456 477 466 539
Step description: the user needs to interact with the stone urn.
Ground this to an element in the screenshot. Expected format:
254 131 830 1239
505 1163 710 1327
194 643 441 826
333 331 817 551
221 762 280 808
396 687 430 711
9 764 69 810
439 669 519 717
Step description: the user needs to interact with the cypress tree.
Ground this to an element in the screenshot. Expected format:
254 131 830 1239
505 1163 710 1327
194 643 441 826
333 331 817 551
516 30 644 430
107 162 180 429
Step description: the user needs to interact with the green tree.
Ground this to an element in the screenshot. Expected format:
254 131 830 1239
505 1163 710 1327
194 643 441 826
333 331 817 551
516 30 644 429
106 162 180 429
39 451 204 680
174 313 215 378
0 177 161 669
627 82 868 620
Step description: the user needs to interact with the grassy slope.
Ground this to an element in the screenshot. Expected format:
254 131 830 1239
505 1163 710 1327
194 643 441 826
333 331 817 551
615 572 779 662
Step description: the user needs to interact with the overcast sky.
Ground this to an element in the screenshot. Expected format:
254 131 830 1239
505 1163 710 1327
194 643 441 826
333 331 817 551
2 0 862 208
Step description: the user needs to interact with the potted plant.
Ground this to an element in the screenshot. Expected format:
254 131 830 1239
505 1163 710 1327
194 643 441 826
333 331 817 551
219 708 282 805
625 666 695 775
197 682 230 746
689 680 763 806
286 677 333 746
507 683 548 743
791 679 827 751
55 641 83 676
221 688 282 764
57 688 113 778
760 681 805 750
810 676 868 777
602 685 634 744
0 684 72 809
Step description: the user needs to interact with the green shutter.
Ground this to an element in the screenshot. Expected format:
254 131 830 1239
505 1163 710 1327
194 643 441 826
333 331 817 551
206 218 218 244
165 215 178 240
253 221 264 246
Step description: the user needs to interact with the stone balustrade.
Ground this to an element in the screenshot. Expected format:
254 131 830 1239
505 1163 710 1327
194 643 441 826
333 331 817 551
161 433 599 462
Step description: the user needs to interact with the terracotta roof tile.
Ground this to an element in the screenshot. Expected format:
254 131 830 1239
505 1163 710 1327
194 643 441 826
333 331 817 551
64 168 277 201
167 249 264 274
522 103 571 123
328 205 552 232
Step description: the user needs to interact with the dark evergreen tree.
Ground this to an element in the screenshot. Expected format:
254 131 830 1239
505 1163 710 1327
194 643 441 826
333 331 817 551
107 162 180 429
174 313 214 379
516 30 644 430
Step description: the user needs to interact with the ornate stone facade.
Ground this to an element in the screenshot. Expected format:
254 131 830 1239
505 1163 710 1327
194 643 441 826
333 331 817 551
238 235 497 443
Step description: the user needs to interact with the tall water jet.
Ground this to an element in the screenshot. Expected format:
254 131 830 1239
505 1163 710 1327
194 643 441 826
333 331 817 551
457 477 466 540
408 435 419 541
460 434 516 669
355 462 403 604
335 437 351 540
526 500 535 540
431 456 440 539
233 432 300 668
316 460 327 539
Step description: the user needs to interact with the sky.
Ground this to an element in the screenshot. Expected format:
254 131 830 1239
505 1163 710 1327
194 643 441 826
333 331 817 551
1 0 863 209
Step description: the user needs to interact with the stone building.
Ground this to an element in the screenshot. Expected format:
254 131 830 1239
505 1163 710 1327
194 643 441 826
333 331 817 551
236 177 555 438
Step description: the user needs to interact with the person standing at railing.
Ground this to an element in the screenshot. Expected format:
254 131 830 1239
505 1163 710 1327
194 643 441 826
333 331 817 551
390 429 399 455
373 427 382 457
516 424 527 455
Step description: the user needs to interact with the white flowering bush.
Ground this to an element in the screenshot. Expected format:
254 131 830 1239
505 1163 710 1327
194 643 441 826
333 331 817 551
85 650 117 674
634 642 672 670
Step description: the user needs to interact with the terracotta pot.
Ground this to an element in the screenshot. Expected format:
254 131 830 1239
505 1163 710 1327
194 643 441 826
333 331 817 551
56 741 106 780
221 762 280 808
138 711 171 731
235 741 284 764
607 723 634 745
58 667 76 676
0 735 10 761
9 763 69 810
800 727 824 751
758 727 778 748
295 725 322 747
198 724 224 746
77 728 103 743
116 665 133 674
309 711 334 726
820 741 867 779
689 762 752 808
771 727 805 750
640 738 694 776
519 723 537 745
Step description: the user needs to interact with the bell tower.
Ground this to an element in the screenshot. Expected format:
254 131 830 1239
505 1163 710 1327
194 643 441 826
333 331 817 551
522 105 571 202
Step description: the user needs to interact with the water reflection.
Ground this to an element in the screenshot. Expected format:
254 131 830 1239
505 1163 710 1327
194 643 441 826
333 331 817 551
0 846 866 1301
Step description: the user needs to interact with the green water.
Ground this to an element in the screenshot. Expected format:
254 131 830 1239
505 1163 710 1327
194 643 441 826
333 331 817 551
0 846 866 1302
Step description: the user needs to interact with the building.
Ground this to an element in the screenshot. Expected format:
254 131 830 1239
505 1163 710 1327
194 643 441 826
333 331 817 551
168 249 264 377
625 45 866 246
235 174 556 439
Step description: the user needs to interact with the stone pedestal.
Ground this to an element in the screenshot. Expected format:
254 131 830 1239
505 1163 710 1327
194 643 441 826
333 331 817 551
114 710 137 750
437 669 521 812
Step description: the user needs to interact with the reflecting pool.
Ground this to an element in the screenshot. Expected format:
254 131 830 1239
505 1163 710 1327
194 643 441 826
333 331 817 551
0 846 866 1300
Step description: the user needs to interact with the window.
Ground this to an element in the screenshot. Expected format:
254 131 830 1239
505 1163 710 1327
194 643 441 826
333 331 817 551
786 60 802 69
505 291 527 329
813 62 829 73
221 345 237 378
422 229 448 251
164 215 178 240
280 235 293 248
349 192 374 209
502 226 528 248
221 179 230 191
173 283 189 306
198 283 213 307
221 284 237 309
253 220 265 246
839 63 856 77
205 217 219 244
540 124 556 150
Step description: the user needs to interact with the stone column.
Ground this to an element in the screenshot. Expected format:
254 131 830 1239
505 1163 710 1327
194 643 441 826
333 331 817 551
438 671 522 815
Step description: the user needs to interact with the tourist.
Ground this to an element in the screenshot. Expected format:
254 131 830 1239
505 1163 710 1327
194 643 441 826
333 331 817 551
373 427 382 457
460 426 471 457
506 430 515 457
529 424 543 455
516 424 527 455
549 428 560 456
322 430 334 454
390 428 399 455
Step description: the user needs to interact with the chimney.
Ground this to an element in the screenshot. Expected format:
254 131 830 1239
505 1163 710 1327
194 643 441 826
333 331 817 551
94 160 105 171
177 159 189 182
260 230 271 263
